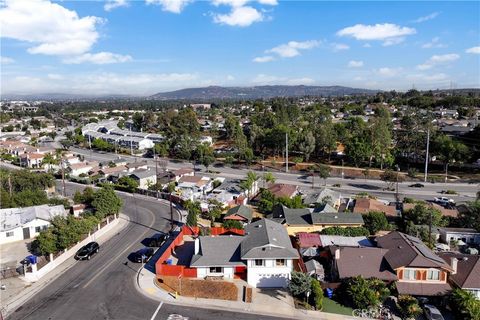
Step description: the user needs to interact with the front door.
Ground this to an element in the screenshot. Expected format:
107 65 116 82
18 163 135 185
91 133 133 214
23 227 30 239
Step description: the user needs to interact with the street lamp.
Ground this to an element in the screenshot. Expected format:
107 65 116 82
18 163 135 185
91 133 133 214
395 165 400 204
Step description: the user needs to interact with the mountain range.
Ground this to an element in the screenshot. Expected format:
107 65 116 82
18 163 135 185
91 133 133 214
150 85 379 100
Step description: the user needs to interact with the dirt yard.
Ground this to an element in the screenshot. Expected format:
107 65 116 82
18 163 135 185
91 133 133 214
158 276 238 301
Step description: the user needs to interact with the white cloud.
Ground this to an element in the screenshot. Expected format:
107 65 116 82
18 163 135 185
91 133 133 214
253 55 275 63
146 0 192 13
466 46 480 54
213 6 263 27
0 56 15 64
337 23 416 46
226 75 235 81
266 40 320 58
331 43 350 51
104 0 129 11
2 72 201 95
348 60 364 68
251 74 314 85
363 43 371 48
422 37 446 49
417 53 460 70
376 67 402 77
212 0 277 7
47 73 64 80
0 0 102 56
407 73 448 82
412 12 440 23
63 52 133 64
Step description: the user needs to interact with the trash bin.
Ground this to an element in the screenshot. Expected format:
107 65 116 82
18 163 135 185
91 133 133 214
166 259 172 265
27 255 37 265
326 288 333 298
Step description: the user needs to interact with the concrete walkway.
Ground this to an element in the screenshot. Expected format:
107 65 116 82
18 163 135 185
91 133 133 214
0 213 129 317
136 267 356 320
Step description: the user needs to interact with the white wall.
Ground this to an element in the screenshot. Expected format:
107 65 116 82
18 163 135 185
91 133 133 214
246 259 293 288
441 231 480 245
0 219 50 245
195 266 235 279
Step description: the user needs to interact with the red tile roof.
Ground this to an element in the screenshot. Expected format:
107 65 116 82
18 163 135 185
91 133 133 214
267 183 297 198
353 198 397 217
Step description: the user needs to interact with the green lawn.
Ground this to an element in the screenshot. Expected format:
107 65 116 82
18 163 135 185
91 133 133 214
322 298 354 316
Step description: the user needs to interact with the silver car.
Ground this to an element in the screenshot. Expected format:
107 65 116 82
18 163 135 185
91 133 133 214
423 305 445 320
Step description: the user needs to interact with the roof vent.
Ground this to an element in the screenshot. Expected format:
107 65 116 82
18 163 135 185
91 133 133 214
256 224 263 228
398 246 402 249
334 216 338 219
462 257 469 261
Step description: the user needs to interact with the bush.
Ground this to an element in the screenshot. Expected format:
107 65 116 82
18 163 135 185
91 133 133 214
310 279 323 311
288 271 312 299
340 276 390 308
320 227 369 237
397 295 421 319
450 288 480 320
363 211 389 235
222 220 243 229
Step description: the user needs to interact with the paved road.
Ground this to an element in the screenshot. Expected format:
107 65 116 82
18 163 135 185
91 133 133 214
7 182 290 320
70 147 479 203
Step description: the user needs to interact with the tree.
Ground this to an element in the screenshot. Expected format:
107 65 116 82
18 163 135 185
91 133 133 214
397 295 422 319
450 288 480 320
458 200 480 232
432 134 468 181
404 203 446 228
298 130 316 162
262 172 276 188
33 229 57 255
288 271 312 299
363 211 389 235
320 227 369 237
92 186 122 219
184 200 201 227
207 199 224 225
317 164 331 186
310 279 323 310
343 276 390 308
117 176 139 192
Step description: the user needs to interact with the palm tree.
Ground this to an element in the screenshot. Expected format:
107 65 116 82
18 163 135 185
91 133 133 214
262 172 276 188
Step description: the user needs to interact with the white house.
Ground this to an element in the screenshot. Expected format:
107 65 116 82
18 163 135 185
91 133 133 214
439 228 480 245
176 175 212 201
189 219 299 288
68 162 95 176
130 169 157 189
0 205 68 244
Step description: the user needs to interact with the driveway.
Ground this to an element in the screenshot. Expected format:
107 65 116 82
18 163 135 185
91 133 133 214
0 240 32 269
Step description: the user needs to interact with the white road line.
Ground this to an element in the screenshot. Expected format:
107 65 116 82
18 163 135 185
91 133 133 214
82 204 156 289
150 302 163 320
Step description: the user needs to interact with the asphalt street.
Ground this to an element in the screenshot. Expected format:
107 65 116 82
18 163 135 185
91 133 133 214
70 147 479 203
7 182 291 320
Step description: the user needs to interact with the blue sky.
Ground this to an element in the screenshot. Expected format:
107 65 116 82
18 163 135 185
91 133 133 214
1 0 479 95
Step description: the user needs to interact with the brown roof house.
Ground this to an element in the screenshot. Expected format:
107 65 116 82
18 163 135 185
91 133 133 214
376 231 453 296
403 202 459 219
267 183 298 199
438 253 480 300
353 198 399 220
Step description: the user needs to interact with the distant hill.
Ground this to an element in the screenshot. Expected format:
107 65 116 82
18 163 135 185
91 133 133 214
150 85 380 100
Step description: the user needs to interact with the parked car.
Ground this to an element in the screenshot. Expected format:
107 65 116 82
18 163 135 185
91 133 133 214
75 242 100 260
434 196 455 206
145 233 169 247
409 183 424 188
423 305 445 320
132 248 154 263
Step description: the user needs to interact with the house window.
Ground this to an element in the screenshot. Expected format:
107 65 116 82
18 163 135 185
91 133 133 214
427 269 440 281
254 259 264 266
209 267 222 274
404 269 417 280
35 226 41 233
6 231 14 237
276 259 286 266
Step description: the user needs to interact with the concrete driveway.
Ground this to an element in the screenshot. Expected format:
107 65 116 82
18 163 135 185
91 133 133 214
0 240 32 269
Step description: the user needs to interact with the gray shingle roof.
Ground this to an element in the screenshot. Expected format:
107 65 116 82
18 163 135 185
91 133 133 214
130 169 156 180
225 205 253 221
311 212 364 225
0 205 67 232
303 188 341 205
190 236 245 267
241 219 298 259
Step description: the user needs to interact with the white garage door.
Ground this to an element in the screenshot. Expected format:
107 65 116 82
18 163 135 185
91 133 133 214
256 273 288 288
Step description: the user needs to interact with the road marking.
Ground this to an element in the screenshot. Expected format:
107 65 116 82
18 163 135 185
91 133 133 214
82 204 156 289
150 302 163 320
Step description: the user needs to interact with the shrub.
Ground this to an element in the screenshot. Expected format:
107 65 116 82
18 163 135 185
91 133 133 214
222 220 243 229
288 271 312 299
341 276 390 308
397 295 422 319
310 279 323 311
363 211 389 235
320 226 369 237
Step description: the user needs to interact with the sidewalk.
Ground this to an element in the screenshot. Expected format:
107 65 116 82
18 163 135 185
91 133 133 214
135 267 356 320
0 213 129 318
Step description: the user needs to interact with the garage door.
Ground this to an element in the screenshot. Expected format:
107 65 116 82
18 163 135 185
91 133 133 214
256 274 288 288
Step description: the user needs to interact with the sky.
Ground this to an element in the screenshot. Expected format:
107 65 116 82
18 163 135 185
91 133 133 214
0 0 479 96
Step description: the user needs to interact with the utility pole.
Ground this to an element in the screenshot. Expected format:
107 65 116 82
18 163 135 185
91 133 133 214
428 209 433 248
129 127 133 156
61 159 66 197
154 146 159 199
424 128 430 183
8 174 12 197
395 165 400 204
285 132 288 173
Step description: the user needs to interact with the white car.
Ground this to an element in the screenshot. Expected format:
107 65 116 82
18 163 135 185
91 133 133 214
434 196 455 206
423 305 445 320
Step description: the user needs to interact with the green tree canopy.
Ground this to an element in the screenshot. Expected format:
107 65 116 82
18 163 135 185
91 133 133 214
91 186 122 219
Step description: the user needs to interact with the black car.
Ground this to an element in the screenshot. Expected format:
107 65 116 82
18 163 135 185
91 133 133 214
145 233 169 247
132 248 154 263
75 242 100 260
409 183 424 188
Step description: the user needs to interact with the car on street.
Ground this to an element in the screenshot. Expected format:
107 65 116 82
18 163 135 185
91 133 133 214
409 183 424 188
423 304 445 320
75 242 100 260
132 248 154 263
434 196 455 206
145 233 169 247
